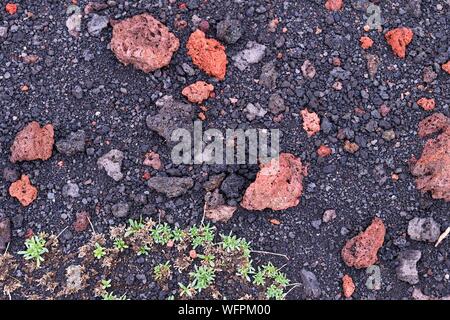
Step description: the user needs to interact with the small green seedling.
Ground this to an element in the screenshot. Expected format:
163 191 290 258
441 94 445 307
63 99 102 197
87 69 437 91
253 268 266 286
153 261 171 281
266 284 285 300
151 223 172 245
172 227 185 242
93 243 106 259
137 245 150 256
190 224 215 249
220 233 241 252
101 279 112 290
102 292 127 300
179 282 195 298
189 265 215 292
18 235 49 268
113 238 128 252
125 218 145 237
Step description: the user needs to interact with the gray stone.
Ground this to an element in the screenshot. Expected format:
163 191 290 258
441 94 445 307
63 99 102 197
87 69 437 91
111 202 130 218
259 61 278 90
148 176 194 198
407 217 441 242
268 93 285 115
0 26 8 38
97 149 124 181
0 218 11 251
396 250 421 284
232 41 266 71
300 269 321 298
220 174 247 199
87 14 109 36
216 18 242 44
62 182 80 198
56 130 86 156
243 103 267 121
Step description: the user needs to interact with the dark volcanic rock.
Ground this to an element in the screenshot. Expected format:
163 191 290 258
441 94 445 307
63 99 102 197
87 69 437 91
148 176 194 198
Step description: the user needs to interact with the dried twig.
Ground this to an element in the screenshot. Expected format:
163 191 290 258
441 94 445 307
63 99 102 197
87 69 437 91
250 250 289 260
435 227 450 247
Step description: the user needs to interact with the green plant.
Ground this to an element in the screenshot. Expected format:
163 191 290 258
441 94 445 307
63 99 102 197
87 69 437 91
253 268 266 286
189 265 215 292
151 223 172 245
93 243 106 259
172 227 185 242
198 253 215 267
125 218 145 237
113 238 128 252
154 261 171 281
274 271 290 287
237 261 255 281
220 232 241 252
102 292 127 300
101 279 112 290
137 245 150 256
179 282 195 298
18 235 49 268
189 224 215 249
262 262 278 278
266 284 285 300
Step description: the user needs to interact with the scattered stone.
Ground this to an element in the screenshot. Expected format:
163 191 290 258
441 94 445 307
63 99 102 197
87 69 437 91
10 121 54 163
442 61 450 74
241 153 307 211
344 140 359 154
216 17 242 44
87 14 108 36
62 182 80 198
220 174 247 199
342 275 355 298
301 60 316 79
143 151 162 170
187 29 227 80
396 250 421 284
66 5 82 37
382 129 396 141
423 66 438 83
9 175 38 207
268 93 285 115
417 98 436 111
325 0 343 11
111 202 129 218
110 14 180 73
300 269 322 299
366 54 380 80
148 177 194 198
203 174 226 192
301 109 320 137
360 36 373 49
341 217 386 269
97 149 124 182
259 61 278 90
73 211 90 232
232 41 267 71
385 27 413 59
0 26 8 38
84 2 109 14
243 103 267 121
204 190 237 223
0 218 11 251
56 130 86 156
317 145 332 158
146 96 193 143
407 217 441 242
322 209 337 223
181 81 214 104
3 167 19 183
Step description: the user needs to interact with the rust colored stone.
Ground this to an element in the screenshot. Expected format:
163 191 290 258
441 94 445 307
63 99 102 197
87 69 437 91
301 108 320 137
442 61 450 74
411 113 450 202
182 81 214 104
241 153 307 211
325 0 343 11
344 140 359 154
385 27 413 59
342 275 355 298
360 36 373 49
10 121 54 163
317 145 332 158
9 175 38 207
73 211 90 232
186 29 227 80
143 151 162 170
110 13 179 73
417 98 436 111
341 217 386 269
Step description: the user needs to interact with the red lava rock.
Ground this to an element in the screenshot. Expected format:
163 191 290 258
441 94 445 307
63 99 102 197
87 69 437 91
84 2 108 15
325 0 343 11
143 151 162 170
317 145 332 158
182 81 214 104
341 217 386 269
342 275 355 298
186 29 227 80
5 3 17 15
411 113 450 202
9 175 38 207
10 121 54 163
241 153 307 211
344 140 360 154
189 249 197 259
360 36 373 49
385 27 413 59
73 211 90 232
442 61 450 74
301 108 320 137
110 13 179 73
417 98 436 111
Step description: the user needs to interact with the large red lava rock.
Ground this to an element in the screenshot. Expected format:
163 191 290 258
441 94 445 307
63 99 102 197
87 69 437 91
182 81 214 104
10 121 54 163
442 61 450 74
9 175 38 207
325 0 343 11
110 13 179 73
411 113 450 202
417 98 436 111
241 153 307 211
341 217 386 269
186 29 227 80
385 27 413 59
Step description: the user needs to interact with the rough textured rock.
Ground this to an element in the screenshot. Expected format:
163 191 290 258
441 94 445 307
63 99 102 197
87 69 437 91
396 250 421 284
360 36 373 49
366 54 380 80
268 93 285 115
385 27 413 59
56 130 86 156
204 189 236 223
408 217 441 242
241 153 307 211
87 14 108 36
220 174 247 199
73 211 90 232
10 121 54 163
442 61 450 74
300 269 322 299
243 103 267 121
0 218 11 251
181 81 214 104
322 209 337 223
317 145 332 158
97 149 124 182
9 175 38 207
186 29 227 80
411 113 450 202
423 66 437 83
341 217 386 269
344 140 360 154
62 182 80 198
146 96 193 143
301 109 320 137
342 275 355 298
148 176 194 198
259 61 278 90
232 41 266 71
216 17 242 44
325 0 343 11
417 98 436 111
143 151 162 170
111 202 130 218
110 13 179 73
301 59 316 79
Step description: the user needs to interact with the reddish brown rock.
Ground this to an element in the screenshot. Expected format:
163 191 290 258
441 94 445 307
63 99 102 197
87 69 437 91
341 217 386 269
385 27 413 59
317 145 332 158
360 36 373 49
110 13 179 73
241 153 307 211
143 151 162 170
411 113 450 202
344 140 359 154
417 98 436 111
442 61 450 74
182 81 214 104
186 29 227 80
10 121 54 163
204 189 236 223
325 0 343 11
342 275 355 298
301 109 320 137
73 211 90 233
9 175 38 207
